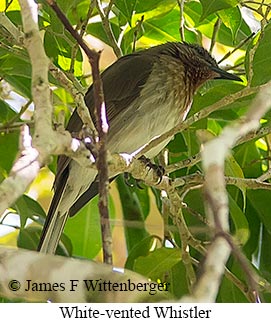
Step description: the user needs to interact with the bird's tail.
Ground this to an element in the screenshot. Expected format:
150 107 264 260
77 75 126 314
37 170 69 254
37 211 69 254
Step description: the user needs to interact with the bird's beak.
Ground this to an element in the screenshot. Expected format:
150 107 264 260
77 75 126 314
211 65 242 82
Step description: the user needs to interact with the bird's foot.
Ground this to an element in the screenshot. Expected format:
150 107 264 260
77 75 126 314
124 172 145 189
139 156 165 184
123 157 165 188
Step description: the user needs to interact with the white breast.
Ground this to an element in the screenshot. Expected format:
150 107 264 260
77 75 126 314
107 56 193 158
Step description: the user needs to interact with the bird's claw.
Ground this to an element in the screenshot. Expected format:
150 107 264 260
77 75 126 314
139 156 165 184
124 172 145 189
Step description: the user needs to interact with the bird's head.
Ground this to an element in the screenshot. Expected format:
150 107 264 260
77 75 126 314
161 42 242 89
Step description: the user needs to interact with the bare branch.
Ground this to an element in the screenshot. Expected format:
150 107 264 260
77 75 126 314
95 0 122 58
0 246 169 302
186 82 271 302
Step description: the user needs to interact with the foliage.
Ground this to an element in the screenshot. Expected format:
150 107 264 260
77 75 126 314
1 0 271 302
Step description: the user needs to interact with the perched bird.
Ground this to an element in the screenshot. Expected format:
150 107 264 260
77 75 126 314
38 42 241 254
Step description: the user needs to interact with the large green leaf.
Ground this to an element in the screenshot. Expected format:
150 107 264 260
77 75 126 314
44 31 83 76
185 1 250 46
12 194 47 228
168 261 190 298
247 190 271 233
86 19 120 50
228 194 249 245
0 100 17 123
242 196 261 258
251 23 271 86
0 131 19 175
17 225 72 256
219 6 242 42
259 226 271 281
125 235 161 270
217 265 249 302
63 195 115 259
116 175 149 253
142 8 197 44
17 226 42 251
191 82 245 116
134 247 181 280
199 0 239 21
114 0 137 25
234 141 262 179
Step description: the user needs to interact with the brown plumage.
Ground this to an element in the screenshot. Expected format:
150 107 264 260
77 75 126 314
38 42 241 254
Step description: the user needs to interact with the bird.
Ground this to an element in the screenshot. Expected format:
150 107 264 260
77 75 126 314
37 42 241 254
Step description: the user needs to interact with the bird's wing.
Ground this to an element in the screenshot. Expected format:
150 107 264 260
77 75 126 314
68 54 155 216
40 53 155 247
84 53 154 125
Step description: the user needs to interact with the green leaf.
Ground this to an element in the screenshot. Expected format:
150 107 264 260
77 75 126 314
64 196 101 259
12 194 47 228
135 0 176 20
225 154 244 181
0 100 17 123
191 81 245 115
125 235 161 270
134 247 181 280
168 261 190 298
217 265 249 302
114 0 137 25
0 55 31 79
185 1 250 47
141 8 197 44
116 175 149 253
44 31 83 76
0 131 19 174
219 6 242 42
63 194 115 259
228 195 249 245
242 197 260 258
251 23 271 86
17 226 42 251
86 19 120 49
136 0 176 13
199 0 239 21
234 141 262 179
225 154 246 209
247 190 271 233
259 226 271 281
17 226 72 255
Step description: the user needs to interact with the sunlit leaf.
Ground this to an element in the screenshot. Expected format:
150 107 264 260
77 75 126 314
12 195 47 228
219 6 242 42
251 23 271 86
200 0 239 21
134 247 181 280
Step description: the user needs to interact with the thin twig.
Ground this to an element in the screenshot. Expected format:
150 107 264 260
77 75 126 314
95 0 122 58
218 32 255 64
104 0 115 18
177 0 185 42
209 18 221 53
132 15 144 52
3 100 32 128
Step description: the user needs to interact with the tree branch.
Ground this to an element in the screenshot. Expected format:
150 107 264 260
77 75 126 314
184 82 271 302
0 246 169 302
